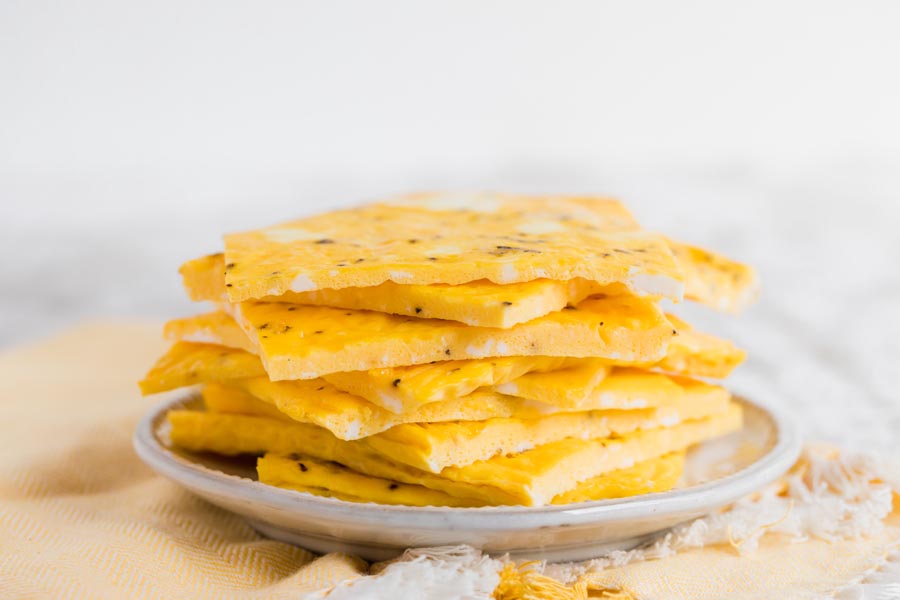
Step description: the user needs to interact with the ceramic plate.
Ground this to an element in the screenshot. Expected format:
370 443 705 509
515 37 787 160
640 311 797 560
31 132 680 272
134 394 800 562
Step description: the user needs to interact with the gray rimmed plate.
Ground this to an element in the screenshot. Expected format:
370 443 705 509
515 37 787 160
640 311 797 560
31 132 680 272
133 394 800 562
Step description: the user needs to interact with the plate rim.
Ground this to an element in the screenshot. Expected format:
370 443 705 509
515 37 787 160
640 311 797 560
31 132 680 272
133 392 802 529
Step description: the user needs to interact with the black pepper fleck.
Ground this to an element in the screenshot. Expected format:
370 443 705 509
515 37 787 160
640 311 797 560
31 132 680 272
388 483 399 490
493 245 540 254
415 307 422 314
445 348 451 356
225 283 233 288
392 378 401 387
315 239 335 244
502 301 513 306
314 330 324 334
298 463 308 472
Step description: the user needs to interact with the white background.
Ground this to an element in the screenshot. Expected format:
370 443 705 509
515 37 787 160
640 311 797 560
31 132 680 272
2 5 900 595
2 2 900 453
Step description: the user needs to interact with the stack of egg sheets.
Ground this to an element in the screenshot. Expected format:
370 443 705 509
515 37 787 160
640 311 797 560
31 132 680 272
140 194 757 507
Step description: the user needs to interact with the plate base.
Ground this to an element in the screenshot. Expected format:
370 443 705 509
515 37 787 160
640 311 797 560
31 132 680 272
247 518 674 562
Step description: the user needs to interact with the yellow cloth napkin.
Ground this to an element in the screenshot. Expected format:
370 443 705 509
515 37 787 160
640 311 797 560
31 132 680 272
1 321 897 599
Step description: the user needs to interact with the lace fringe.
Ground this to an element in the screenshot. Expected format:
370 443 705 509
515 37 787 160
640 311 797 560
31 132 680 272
313 447 897 599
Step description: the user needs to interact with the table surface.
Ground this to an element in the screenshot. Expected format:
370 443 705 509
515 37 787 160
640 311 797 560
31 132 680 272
1 321 897 599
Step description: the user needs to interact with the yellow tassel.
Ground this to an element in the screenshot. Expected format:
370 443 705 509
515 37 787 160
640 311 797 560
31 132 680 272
493 562 634 600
